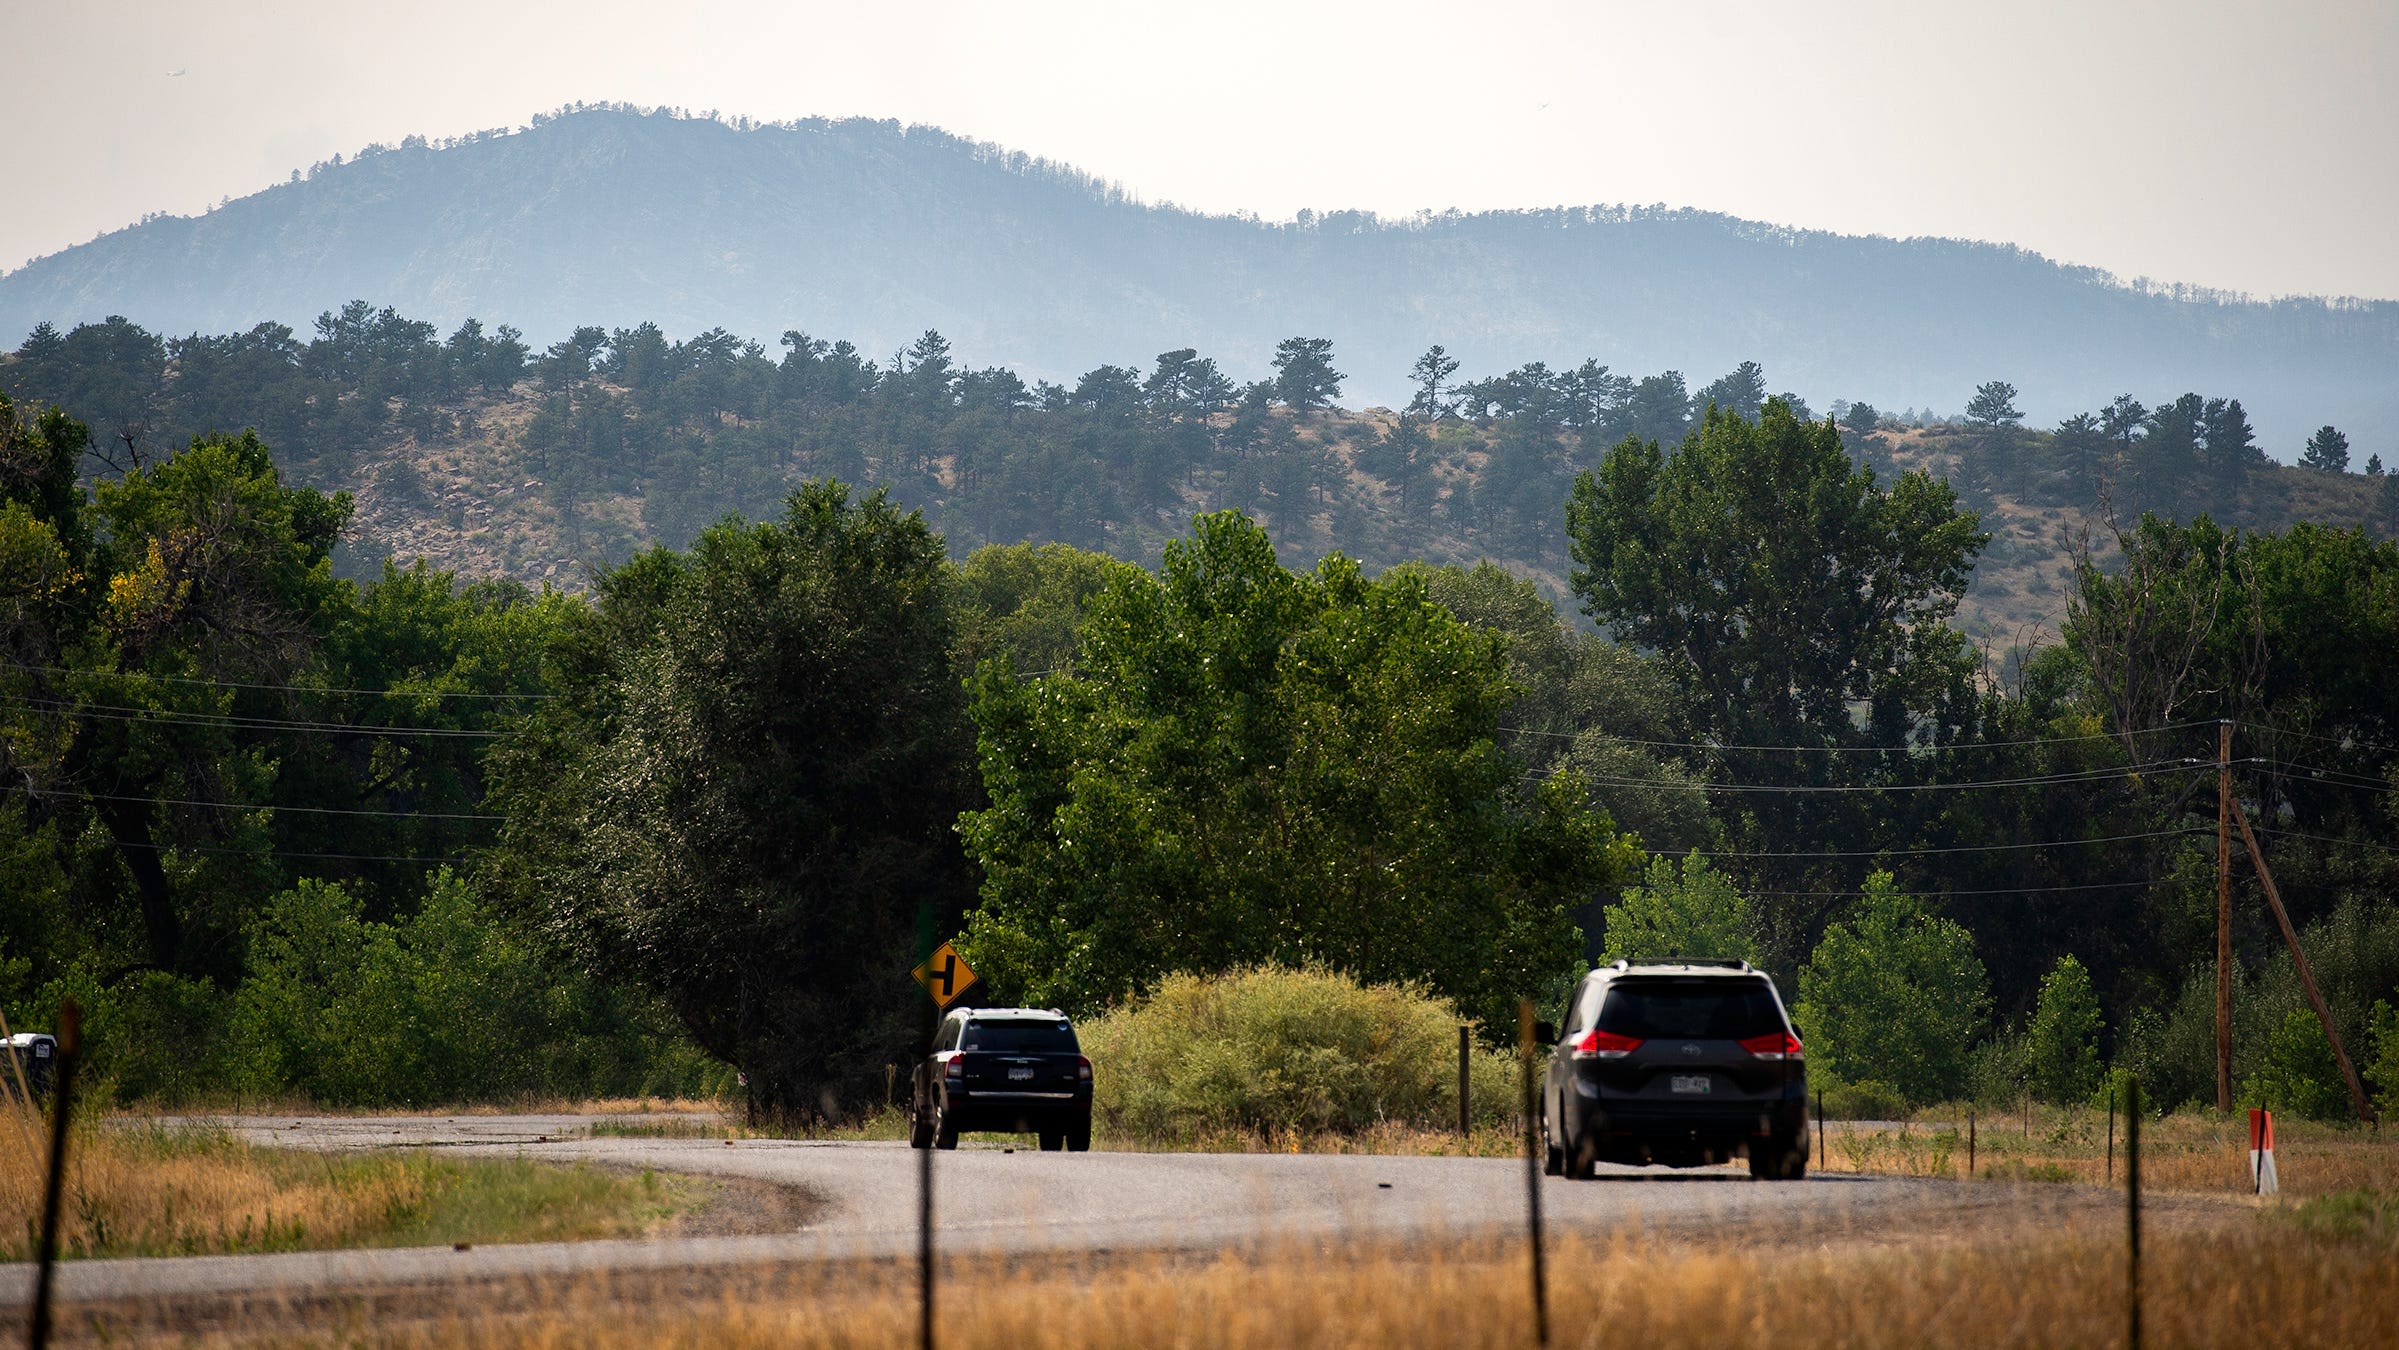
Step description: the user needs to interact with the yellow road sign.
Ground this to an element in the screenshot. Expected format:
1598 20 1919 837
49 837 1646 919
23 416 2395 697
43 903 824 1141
912 940 980 1008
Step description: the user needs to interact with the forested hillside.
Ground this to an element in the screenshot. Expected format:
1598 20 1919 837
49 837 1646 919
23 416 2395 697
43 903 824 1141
6 106 2396 448
7 308 2393 647
8 347 2399 1123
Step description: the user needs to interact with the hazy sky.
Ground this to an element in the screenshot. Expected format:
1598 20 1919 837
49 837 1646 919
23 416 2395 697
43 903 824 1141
7 0 2396 299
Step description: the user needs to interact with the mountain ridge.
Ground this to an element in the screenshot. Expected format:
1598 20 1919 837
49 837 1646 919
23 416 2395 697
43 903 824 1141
7 106 2396 451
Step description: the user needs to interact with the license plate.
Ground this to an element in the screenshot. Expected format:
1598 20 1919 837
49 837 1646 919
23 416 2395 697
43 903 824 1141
1008 1067 1035 1081
1670 1074 1713 1095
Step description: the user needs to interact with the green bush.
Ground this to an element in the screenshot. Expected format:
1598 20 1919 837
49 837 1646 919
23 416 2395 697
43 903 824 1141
1814 1077 1909 1121
1078 965 1515 1139
1599 851 1757 965
221 871 727 1107
2023 955 2103 1103
2241 1008 2349 1122
1793 872 1990 1106
2370 1000 2399 1121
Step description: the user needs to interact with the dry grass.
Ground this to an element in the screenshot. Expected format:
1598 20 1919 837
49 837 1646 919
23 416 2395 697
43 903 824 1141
0 1120 705 1259
106 1220 2399 1349
110 1095 733 1120
1817 1104 2399 1199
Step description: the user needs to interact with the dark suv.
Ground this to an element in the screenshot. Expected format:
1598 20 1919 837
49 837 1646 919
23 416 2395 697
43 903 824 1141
1538 960 1809 1180
909 1007 1094 1152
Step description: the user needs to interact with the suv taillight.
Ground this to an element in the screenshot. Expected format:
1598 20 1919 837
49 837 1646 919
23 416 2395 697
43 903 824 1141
1077 1055 1093 1082
1569 1029 1644 1059
1740 1031 1804 1061
943 1056 963 1080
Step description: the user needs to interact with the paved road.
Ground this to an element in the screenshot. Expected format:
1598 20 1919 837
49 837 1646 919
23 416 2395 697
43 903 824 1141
0 1114 2077 1308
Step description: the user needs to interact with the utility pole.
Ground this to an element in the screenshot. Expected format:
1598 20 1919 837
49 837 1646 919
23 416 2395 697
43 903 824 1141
2216 720 2233 1114
2229 796 2377 1125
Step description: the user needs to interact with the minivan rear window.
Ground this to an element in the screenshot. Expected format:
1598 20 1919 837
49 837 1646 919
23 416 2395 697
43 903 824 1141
1597 979 1785 1039
961 1020 1078 1053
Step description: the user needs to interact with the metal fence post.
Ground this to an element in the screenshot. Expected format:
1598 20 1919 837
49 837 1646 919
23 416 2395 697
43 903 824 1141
916 908 936 1350
1815 1087 1825 1169
2106 1085 2116 1184
1460 1025 1472 1138
29 999 81 1350
1518 1000 1548 1347
2125 1075 2142 1350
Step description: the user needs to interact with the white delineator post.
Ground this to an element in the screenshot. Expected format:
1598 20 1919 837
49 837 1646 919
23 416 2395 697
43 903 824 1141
2249 1108 2278 1196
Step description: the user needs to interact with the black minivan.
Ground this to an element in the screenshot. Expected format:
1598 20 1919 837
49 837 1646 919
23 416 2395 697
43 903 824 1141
1539 960 1809 1180
910 1007 1094 1151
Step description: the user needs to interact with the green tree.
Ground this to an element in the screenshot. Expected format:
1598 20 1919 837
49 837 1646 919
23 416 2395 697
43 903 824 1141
1400 560 1712 855
1840 400 1880 443
1793 872 1991 1104
2023 954 2103 1102
2299 425 2350 474
1270 337 1344 415
1407 345 1460 420
1565 401 1985 956
2368 1000 2399 1120
1695 361 1767 421
494 481 975 1119
1599 852 1756 964
958 511 1635 1029
1566 401 1984 753
950 541 1132 677
2241 1008 2348 1122
1965 380 2024 431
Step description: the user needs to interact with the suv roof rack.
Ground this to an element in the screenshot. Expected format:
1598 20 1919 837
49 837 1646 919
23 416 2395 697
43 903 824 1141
1614 957 1752 972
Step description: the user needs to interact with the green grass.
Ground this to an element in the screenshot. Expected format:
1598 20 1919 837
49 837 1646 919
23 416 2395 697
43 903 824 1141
2288 1188 2399 1253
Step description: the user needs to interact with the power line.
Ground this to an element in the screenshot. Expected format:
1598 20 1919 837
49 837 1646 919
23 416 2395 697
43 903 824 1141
1745 878 2163 898
96 837 471 865
0 696 507 739
2240 721 2399 759
2256 759 2392 793
1496 719 2215 755
1551 759 2209 795
1686 825 2200 861
0 783 504 822
0 660 553 701
2245 824 2399 857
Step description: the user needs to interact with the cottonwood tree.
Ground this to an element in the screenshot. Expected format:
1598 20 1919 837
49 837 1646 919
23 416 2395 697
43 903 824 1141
496 482 975 1121
1793 873 1990 1104
958 511 1634 1029
1566 400 1985 958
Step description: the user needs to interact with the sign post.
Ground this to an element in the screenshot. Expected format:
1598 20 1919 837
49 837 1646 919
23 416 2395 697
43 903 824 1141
2249 1108 2278 1196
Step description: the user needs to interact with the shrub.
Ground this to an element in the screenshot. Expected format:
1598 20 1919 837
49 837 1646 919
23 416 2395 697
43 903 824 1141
221 871 726 1107
1599 852 1757 965
2371 1000 2399 1121
2241 1008 2349 1122
2024 955 2103 1103
1078 965 1514 1139
1793 872 1990 1106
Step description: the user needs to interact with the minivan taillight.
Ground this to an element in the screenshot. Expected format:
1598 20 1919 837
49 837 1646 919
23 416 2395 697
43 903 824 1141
1740 1032 1804 1061
1077 1055 1093 1082
1569 1029 1644 1059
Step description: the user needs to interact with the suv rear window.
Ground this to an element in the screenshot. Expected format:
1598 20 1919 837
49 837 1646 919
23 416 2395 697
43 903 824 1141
1597 979 1785 1039
961 1019 1078 1053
